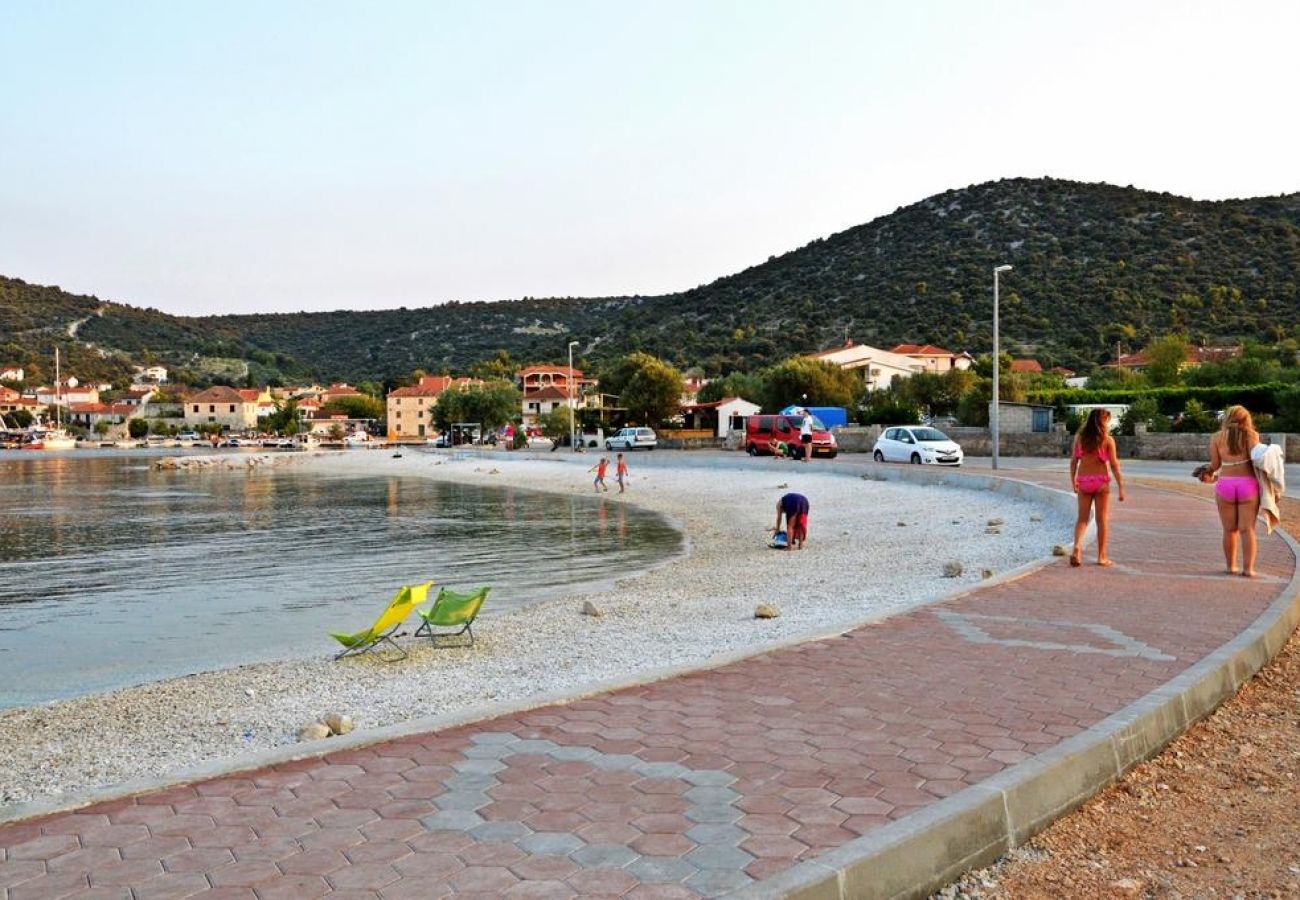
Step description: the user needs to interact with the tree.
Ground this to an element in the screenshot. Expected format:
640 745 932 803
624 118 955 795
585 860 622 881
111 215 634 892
322 394 384 420
127 418 149 439
758 357 858 412
696 371 766 405
93 420 111 438
599 353 684 425
264 399 300 435
433 380 521 433
1143 335 1191 387
898 369 977 417
536 406 573 442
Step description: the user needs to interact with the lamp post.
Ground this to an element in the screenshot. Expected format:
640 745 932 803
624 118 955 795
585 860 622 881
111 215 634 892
991 264 1013 470
567 340 579 452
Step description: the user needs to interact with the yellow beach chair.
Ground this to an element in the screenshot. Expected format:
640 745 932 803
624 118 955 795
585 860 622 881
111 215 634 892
330 581 433 661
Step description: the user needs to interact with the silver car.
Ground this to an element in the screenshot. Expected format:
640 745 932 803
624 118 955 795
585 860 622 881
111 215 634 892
606 427 657 451
872 426 963 466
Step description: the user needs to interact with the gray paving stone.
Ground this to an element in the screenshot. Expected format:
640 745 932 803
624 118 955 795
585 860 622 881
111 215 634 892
625 855 698 883
443 772 500 791
684 804 743 825
462 744 513 759
569 843 639 869
637 762 688 779
419 810 485 831
590 753 642 771
469 731 519 745
684 844 755 871
684 786 740 806
510 740 559 755
686 867 756 897
680 769 737 787
433 789 493 811
469 821 533 843
685 823 747 847
452 758 507 775
517 832 586 856
548 746 598 762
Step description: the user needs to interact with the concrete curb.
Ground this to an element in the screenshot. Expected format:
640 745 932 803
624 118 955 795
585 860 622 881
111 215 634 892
728 525 1300 900
0 461 1076 827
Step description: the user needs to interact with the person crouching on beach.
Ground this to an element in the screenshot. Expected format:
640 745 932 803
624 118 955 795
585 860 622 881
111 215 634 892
773 492 810 550
590 456 610 492
615 453 629 493
1069 408 1125 567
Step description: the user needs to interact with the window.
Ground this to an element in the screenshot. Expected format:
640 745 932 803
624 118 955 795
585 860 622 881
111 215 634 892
208 405 215 413
229 405 235 413
192 404 199 413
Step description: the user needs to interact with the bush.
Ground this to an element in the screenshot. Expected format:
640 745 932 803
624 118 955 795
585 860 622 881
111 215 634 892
127 418 149 439
858 397 921 426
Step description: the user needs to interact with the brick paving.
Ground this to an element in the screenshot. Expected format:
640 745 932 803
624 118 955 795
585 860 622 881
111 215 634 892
1 472 1294 898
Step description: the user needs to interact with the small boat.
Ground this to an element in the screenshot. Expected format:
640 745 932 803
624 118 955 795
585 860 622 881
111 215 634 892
25 350 78 450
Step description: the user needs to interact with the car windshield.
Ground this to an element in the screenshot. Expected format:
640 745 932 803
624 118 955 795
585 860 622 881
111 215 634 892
912 428 950 442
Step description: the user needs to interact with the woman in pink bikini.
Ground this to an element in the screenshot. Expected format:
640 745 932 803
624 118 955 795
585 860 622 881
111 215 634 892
1069 408 1126 567
1202 405 1261 576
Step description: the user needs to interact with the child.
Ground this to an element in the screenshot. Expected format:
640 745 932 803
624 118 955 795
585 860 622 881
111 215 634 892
590 456 611 492
773 492 810 550
1069 408 1125 566
615 453 629 493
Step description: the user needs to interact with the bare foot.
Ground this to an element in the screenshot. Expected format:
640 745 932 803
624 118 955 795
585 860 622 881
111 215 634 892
1069 549 1082 568
1225 568 1239 576
1241 570 1256 578
1097 559 1115 567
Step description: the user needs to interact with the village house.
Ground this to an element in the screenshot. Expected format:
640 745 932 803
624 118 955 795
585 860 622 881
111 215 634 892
385 375 479 441
0 365 25 383
516 366 597 425
302 411 369 439
1113 345 1242 372
680 397 762 438
237 387 277 419
0 385 40 416
131 365 169 383
34 380 99 407
183 386 259 431
119 386 156 408
67 402 136 430
319 383 365 405
1010 358 1043 374
890 344 974 373
808 341 923 391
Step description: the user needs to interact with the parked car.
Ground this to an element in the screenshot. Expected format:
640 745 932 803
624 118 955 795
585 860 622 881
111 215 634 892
176 431 201 441
606 427 657 451
744 414 837 458
872 426 963 466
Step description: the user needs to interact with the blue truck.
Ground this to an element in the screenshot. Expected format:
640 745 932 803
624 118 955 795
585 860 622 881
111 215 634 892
806 406 848 429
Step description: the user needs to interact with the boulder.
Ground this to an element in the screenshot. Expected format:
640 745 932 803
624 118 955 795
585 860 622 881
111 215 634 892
1052 544 1068 556
982 569 994 580
322 713 354 736
754 603 780 619
985 526 1002 535
942 562 963 578
297 721 331 742
581 601 604 618
987 517 1005 526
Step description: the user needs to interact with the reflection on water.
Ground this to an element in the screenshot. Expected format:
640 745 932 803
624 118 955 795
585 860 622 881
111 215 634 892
0 452 681 707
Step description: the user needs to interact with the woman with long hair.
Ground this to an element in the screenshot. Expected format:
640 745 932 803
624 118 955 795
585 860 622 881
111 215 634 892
1069 408 1126 566
1202 405 1261 576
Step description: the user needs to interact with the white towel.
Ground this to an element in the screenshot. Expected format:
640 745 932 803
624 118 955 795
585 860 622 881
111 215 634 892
1251 443 1286 534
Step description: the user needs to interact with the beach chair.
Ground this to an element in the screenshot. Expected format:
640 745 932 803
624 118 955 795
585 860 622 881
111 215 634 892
330 581 433 661
413 586 490 648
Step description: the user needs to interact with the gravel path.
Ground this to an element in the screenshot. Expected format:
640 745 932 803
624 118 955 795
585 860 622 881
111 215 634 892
0 451 1071 809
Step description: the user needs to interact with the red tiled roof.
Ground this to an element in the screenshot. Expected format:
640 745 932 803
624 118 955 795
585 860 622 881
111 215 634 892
1010 359 1043 373
388 385 446 398
69 402 134 415
188 386 249 403
891 343 955 356
517 365 584 378
523 386 571 401
237 389 262 402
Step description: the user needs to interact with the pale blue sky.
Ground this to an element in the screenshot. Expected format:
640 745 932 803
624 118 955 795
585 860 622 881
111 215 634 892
2 1 1296 316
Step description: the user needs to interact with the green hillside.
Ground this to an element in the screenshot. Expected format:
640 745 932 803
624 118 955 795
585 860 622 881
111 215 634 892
4 177 1298 383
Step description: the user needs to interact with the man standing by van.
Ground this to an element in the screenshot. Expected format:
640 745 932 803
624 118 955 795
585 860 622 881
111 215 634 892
800 415 813 462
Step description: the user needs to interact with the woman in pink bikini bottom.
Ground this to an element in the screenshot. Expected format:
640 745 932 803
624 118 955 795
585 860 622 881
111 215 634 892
1203 405 1261 576
1069 409 1126 567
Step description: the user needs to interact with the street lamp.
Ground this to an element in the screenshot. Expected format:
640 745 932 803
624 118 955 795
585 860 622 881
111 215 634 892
567 340 579 452
991 264 1013 470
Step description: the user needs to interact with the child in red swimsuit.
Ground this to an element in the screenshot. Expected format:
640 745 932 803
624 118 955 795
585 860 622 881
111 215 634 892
1069 409 1126 567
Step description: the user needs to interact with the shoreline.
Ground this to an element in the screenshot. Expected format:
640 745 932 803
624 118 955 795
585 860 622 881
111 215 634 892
0 451 1072 812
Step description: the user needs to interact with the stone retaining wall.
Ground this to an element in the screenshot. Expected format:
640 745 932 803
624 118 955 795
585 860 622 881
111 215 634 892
828 426 1296 461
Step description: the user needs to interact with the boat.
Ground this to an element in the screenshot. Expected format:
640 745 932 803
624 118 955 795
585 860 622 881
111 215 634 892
23 350 77 450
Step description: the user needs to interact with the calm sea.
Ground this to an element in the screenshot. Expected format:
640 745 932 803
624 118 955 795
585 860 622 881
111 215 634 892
0 451 682 707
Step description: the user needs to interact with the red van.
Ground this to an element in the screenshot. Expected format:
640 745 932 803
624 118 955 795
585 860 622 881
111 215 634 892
744 414 837 458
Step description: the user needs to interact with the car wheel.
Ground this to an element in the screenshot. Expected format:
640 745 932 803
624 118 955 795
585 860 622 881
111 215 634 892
873 450 884 462
826 451 837 459
606 442 613 450
910 452 922 464
747 444 758 456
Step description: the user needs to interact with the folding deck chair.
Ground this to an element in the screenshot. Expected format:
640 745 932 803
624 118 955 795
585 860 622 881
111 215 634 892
413 586 490 648
330 581 433 661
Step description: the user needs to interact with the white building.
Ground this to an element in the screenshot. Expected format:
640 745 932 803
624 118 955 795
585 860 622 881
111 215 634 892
808 341 924 391
680 397 762 438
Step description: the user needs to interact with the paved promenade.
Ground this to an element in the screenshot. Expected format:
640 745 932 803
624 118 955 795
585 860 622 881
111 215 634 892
1 469 1295 899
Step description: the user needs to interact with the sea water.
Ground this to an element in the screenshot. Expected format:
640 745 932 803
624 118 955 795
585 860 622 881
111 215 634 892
0 451 682 707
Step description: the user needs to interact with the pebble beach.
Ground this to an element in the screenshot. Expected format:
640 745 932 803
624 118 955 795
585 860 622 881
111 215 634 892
0 450 1073 811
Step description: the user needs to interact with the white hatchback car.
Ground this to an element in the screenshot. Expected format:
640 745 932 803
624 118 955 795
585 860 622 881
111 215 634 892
873 425 964 466
606 427 657 451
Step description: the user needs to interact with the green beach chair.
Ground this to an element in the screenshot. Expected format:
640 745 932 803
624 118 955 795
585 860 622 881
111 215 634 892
330 581 433 661
413 586 490 648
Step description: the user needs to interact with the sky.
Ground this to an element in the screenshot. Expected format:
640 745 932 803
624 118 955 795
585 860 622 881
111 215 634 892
2 0 1297 317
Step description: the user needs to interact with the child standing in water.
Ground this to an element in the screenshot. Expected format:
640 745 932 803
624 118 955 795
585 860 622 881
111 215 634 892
590 456 611 492
1069 408 1126 567
615 453 629 493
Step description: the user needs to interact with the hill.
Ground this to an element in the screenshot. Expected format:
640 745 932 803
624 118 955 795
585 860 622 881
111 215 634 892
3 177 1298 382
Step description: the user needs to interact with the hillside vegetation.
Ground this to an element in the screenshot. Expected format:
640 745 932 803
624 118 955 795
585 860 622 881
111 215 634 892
3 177 1298 383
